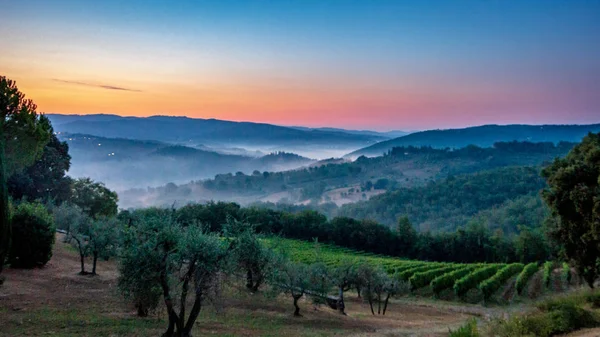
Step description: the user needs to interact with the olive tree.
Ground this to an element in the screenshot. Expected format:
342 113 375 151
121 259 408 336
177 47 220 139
118 212 230 337
329 259 358 315
224 219 274 292
356 264 407 315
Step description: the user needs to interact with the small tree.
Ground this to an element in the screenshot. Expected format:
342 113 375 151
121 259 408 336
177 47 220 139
68 214 92 275
225 219 274 292
118 212 230 336
269 258 313 317
330 259 358 314
355 264 405 315
88 217 119 275
8 202 55 268
52 203 85 241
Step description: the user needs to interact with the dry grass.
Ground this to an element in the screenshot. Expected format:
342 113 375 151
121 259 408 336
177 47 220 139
0 235 473 336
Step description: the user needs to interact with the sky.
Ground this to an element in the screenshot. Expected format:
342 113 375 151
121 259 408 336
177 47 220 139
1 0 599 131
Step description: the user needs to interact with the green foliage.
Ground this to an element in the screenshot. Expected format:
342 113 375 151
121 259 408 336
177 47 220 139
70 178 118 219
1 76 52 279
52 203 85 234
338 166 547 231
8 132 72 204
430 265 479 297
543 261 553 288
542 132 600 288
562 262 572 285
515 262 539 295
586 292 600 308
408 265 458 291
8 202 55 268
454 264 502 298
514 226 549 263
397 263 444 281
479 263 524 301
449 318 479 337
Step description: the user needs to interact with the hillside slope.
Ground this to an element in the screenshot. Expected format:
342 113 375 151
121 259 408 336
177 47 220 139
348 124 600 157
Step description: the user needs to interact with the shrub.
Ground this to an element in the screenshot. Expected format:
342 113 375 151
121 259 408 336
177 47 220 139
490 300 599 337
561 262 571 285
542 261 553 288
449 318 479 337
515 262 538 295
479 263 524 301
8 202 55 268
586 292 600 308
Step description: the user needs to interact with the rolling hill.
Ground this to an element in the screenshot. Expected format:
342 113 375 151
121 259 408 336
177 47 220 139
47 114 381 159
347 124 600 158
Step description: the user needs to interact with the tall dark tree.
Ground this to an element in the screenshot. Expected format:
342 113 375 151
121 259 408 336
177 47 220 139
0 76 51 282
8 133 72 204
542 132 600 288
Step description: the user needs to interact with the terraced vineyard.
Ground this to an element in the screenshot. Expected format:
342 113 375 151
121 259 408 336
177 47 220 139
266 238 572 303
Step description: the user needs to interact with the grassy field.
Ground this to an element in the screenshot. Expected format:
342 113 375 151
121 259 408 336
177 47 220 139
0 235 476 337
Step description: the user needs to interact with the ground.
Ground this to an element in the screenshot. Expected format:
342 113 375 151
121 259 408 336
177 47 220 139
0 235 475 337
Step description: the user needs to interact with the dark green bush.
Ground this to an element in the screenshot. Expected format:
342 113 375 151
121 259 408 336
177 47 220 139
8 202 55 268
586 292 600 308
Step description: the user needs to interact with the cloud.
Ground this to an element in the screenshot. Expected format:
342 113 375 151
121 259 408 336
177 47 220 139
52 79 142 92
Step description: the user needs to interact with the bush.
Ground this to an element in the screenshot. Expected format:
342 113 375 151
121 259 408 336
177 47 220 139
490 301 599 337
515 262 538 295
449 318 479 337
542 261 553 288
562 262 571 285
8 203 55 268
586 292 600 308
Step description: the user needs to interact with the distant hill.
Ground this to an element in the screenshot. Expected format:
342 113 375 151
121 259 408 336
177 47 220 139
347 124 600 158
47 114 381 155
60 133 314 190
291 126 411 139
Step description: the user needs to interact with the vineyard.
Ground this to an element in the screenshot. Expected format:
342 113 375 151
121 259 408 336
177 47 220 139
267 238 577 304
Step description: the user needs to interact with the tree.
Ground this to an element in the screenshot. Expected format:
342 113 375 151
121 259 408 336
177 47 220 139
70 178 118 219
396 216 417 257
119 211 230 337
542 132 600 288
269 259 330 317
68 212 93 275
8 202 55 268
88 217 119 275
8 132 72 204
1 76 52 282
330 259 358 315
225 220 273 292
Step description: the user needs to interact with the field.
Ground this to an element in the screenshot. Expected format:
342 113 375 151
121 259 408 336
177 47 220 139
272 239 579 304
0 235 478 337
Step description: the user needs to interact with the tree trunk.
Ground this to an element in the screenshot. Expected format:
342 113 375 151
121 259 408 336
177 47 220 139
293 294 302 317
91 252 98 275
377 293 381 314
356 285 361 299
79 252 86 275
368 297 375 315
246 269 254 290
337 287 346 315
0 133 10 286
382 293 391 315
182 292 203 336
